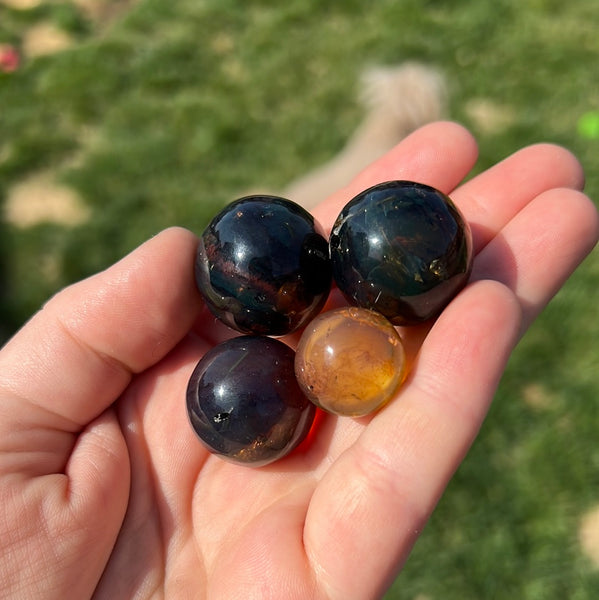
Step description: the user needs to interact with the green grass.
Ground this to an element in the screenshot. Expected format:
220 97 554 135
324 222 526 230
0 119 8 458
1 1 599 598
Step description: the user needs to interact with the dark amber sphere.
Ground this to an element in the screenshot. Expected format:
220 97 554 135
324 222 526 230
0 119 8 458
295 307 407 417
186 336 316 467
330 180 472 325
195 195 332 336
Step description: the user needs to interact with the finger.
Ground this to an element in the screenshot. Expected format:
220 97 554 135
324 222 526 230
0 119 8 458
304 279 521 599
0 227 202 433
471 187 599 332
312 121 479 231
452 143 585 254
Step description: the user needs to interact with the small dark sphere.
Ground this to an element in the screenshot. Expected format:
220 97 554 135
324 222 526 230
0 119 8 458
186 336 316 467
195 195 332 336
330 181 473 325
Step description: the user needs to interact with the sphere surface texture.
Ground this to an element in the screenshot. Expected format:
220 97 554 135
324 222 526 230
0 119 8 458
186 336 315 466
295 307 407 417
195 195 331 335
329 181 472 325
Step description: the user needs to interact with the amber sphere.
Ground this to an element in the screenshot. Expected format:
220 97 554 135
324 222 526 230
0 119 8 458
195 195 331 336
187 336 316 467
330 180 472 325
295 307 407 417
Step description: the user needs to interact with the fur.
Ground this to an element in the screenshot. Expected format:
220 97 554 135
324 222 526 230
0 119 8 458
282 62 447 209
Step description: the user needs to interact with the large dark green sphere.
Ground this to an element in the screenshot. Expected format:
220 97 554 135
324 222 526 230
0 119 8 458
195 195 331 336
330 181 473 325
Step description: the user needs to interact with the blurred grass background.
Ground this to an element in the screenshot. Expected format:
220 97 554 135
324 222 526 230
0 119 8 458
1 0 598 598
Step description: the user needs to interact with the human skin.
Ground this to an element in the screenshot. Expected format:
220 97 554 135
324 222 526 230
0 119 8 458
0 122 597 599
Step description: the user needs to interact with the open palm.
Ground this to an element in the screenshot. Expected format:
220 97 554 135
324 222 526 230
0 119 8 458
0 123 596 600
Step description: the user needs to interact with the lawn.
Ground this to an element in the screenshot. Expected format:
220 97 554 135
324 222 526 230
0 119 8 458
1 0 599 598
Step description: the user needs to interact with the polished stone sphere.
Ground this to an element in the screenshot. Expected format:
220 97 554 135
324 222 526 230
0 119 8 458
295 307 407 417
329 180 472 325
186 336 316 466
195 195 331 336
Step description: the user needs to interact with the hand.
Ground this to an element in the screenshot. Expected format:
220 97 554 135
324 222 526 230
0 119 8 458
0 122 596 600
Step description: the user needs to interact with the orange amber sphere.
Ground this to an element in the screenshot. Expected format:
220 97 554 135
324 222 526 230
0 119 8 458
294 307 407 417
